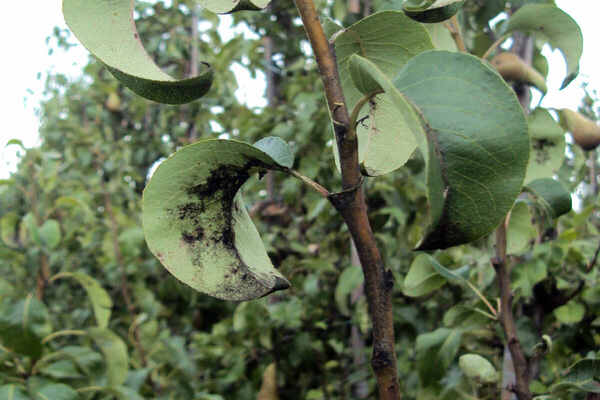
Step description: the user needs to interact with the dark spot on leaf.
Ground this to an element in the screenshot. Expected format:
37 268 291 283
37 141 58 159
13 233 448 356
533 139 554 163
134 33 139 39
176 202 205 221
181 226 204 244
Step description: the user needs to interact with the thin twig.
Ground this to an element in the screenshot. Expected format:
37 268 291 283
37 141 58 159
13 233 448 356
465 281 497 318
494 219 532 400
587 239 600 271
445 15 467 53
289 170 330 197
482 33 510 60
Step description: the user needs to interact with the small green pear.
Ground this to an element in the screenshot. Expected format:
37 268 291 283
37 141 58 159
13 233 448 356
559 109 600 151
105 92 121 111
491 52 547 94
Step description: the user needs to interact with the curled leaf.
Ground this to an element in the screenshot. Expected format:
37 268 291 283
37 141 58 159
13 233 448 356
525 178 572 219
334 11 433 176
63 0 213 104
459 354 498 383
349 51 529 249
403 0 464 23
199 0 270 14
504 4 583 89
559 109 600 151
491 52 547 94
143 139 290 301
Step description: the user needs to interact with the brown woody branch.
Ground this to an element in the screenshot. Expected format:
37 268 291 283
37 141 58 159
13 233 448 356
293 0 400 397
493 219 532 400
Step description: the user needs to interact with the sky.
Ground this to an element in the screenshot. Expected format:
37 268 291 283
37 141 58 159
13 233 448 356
0 1 596 178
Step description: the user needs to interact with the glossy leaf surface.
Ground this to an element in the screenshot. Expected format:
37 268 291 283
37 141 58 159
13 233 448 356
63 0 213 104
143 139 290 301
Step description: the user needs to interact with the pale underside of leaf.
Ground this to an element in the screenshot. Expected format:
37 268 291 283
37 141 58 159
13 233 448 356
198 0 270 14
333 11 433 175
525 107 565 183
63 0 213 104
143 140 290 301
504 4 583 89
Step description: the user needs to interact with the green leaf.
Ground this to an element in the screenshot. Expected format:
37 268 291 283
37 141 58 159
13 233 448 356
403 254 447 297
5 139 25 149
403 0 464 23
349 51 529 249
102 386 144 400
39 360 83 379
334 265 364 316
87 328 129 387
551 359 600 393
38 220 61 250
53 273 112 328
58 346 103 375
198 0 270 14
1 212 20 248
253 137 294 168
504 4 583 89
506 201 536 254
513 259 547 299
0 385 30 400
22 213 41 247
525 108 565 183
143 139 290 301
334 11 434 176
425 23 458 52
28 380 79 400
525 178 572 219
63 0 213 104
553 301 585 325
416 328 463 385
322 17 344 39
459 354 499 383
0 295 52 359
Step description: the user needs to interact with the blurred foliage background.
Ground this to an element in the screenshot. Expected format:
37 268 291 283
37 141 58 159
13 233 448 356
0 0 599 399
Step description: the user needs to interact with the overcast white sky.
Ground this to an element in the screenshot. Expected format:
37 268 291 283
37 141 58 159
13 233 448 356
0 1 596 178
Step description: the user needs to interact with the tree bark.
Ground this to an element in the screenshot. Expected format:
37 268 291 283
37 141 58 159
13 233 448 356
293 0 400 397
